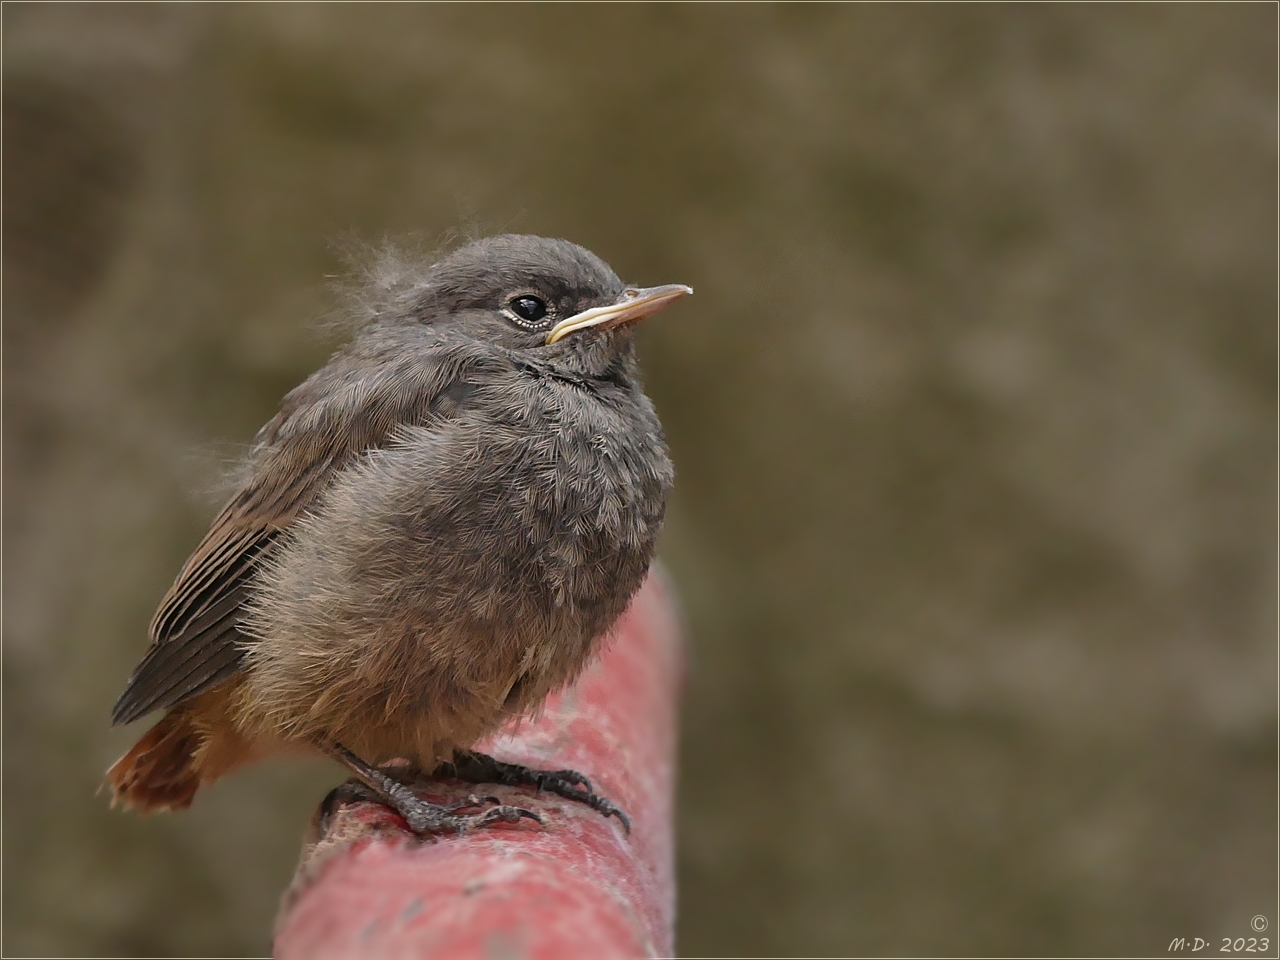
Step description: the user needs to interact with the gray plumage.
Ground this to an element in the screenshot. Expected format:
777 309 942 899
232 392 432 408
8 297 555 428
108 236 681 812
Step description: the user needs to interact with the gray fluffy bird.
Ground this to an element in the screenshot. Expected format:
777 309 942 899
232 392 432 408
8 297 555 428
107 234 689 832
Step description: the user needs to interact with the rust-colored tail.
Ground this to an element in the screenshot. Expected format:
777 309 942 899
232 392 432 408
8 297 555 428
106 710 205 812
107 684 267 813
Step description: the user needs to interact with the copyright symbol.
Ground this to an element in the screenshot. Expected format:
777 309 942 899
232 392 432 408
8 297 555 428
1252 915 1268 932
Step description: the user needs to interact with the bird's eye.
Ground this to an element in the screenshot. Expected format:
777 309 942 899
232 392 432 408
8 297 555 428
508 295 548 326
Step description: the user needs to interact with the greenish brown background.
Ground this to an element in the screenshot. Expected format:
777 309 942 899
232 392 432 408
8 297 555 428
4 4 1275 957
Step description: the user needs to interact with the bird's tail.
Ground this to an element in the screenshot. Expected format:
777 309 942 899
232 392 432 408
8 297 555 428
105 709 206 812
106 684 271 813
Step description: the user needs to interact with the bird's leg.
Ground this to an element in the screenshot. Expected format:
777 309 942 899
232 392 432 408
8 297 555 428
441 749 631 834
319 742 542 835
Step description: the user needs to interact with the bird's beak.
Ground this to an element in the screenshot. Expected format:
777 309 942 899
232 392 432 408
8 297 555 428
545 283 693 345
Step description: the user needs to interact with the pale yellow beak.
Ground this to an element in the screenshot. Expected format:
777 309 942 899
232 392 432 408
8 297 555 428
544 283 693 345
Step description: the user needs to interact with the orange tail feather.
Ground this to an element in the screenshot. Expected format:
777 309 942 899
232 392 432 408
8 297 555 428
106 710 206 812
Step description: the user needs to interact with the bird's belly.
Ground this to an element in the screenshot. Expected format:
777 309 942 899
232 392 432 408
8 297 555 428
235 427 666 764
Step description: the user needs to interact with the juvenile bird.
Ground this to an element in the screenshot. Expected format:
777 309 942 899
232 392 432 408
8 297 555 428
107 234 689 833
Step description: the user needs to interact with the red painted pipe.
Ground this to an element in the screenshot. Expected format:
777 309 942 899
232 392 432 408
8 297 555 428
274 570 682 960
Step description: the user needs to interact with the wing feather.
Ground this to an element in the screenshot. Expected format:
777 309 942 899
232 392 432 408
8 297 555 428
111 341 469 726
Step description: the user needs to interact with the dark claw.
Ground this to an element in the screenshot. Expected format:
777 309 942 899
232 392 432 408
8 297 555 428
323 777 387 817
441 793 504 813
318 745 544 838
533 768 593 794
397 797 543 836
447 750 631 835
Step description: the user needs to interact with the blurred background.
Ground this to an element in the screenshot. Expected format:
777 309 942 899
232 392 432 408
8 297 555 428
4 4 1275 957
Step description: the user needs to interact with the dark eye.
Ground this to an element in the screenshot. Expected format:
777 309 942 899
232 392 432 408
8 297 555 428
508 295 548 325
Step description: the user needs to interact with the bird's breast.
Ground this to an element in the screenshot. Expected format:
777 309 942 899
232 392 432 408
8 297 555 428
237 372 673 760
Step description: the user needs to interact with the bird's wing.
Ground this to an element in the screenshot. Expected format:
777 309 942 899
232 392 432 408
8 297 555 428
111 346 468 726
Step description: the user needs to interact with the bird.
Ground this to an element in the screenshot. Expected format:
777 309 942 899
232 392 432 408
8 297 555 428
106 234 689 834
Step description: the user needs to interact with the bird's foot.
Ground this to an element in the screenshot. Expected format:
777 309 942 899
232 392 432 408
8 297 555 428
320 744 542 836
442 749 631 834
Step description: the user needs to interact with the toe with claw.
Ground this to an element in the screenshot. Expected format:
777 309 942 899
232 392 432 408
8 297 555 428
444 749 631 834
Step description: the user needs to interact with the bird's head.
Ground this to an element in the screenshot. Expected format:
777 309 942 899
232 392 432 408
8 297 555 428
407 234 691 374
